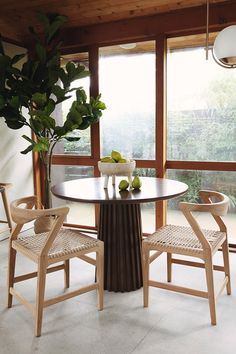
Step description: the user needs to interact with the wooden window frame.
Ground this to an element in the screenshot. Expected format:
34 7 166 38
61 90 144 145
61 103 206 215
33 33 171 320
32 2 236 234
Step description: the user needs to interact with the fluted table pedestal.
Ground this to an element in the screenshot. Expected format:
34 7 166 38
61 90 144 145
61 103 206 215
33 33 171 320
98 203 142 292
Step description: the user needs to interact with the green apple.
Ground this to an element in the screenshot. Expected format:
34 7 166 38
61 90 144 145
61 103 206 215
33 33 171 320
132 176 142 189
118 180 129 190
111 150 122 162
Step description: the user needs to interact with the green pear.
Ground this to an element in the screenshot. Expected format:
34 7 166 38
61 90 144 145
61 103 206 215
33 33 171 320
111 150 122 162
132 176 142 190
101 156 116 163
118 180 129 191
118 158 128 163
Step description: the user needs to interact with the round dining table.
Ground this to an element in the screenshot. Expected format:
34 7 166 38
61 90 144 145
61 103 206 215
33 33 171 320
52 177 188 292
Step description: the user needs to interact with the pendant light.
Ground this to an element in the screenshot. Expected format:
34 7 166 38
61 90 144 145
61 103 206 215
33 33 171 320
213 25 236 68
206 0 236 68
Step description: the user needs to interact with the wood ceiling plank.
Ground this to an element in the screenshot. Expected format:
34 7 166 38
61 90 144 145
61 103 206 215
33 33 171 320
0 0 232 45
61 1 236 49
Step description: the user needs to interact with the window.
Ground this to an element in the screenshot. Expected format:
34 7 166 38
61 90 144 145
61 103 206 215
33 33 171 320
167 36 236 243
99 41 156 160
167 169 236 241
53 52 91 156
52 165 95 226
167 44 236 161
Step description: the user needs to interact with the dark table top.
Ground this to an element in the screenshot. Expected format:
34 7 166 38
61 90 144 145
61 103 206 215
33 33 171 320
51 177 188 205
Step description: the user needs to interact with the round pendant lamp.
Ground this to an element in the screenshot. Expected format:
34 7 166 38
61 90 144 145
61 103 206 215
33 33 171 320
206 1 236 69
213 25 236 68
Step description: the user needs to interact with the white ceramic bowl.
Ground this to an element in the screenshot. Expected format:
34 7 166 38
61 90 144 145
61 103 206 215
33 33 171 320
98 159 136 176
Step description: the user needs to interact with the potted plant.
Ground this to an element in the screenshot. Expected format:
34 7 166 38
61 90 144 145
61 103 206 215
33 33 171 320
0 12 106 210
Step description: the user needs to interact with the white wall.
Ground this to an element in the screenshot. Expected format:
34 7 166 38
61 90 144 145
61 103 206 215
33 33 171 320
0 42 34 224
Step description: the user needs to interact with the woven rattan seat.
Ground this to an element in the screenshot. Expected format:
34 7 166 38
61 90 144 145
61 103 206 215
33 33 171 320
145 225 226 257
13 228 101 262
8 196 104 337
142 190 231 326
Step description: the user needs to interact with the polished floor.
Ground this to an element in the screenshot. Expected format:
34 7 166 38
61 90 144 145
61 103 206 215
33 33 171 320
0 235 236 354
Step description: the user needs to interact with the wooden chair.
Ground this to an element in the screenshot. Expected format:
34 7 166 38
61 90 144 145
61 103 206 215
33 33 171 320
7 196 104 337
0 183 13 233
142 190 231 325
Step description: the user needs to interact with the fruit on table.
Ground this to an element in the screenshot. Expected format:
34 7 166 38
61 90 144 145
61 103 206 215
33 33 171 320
119 180 129 191
118 158 128 163
111 150 122 162
100 151 131 164
132 176 142 190
101 156 116 163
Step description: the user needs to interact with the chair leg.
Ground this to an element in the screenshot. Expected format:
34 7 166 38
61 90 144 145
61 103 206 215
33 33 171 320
205 256 216 325
35 259 47 337
142 244 150 307
7 246 16 308
1 189 13 231
96 245 104 310
222 240 231 295
64 259 70 288
167 252 172 282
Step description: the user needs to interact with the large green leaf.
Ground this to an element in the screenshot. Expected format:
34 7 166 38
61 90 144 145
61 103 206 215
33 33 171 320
78 117 91 130
29 117 44 132
63 136 81 142
44 99 56 115
63 119 79 132
35 43 46 63
52 84 65 101
22 134 35 144
76 88 87 104
40 115 55 129
46 16 67 44
21 144 34 154
9 96 20 109
66 107 83 126
32 92 47 108
54 125 66 137
5 119 25 129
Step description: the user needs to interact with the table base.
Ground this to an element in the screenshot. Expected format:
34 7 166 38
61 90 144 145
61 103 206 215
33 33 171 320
98 203 143 292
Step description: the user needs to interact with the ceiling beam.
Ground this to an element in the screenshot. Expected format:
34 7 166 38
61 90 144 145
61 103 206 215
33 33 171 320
61 0 236 51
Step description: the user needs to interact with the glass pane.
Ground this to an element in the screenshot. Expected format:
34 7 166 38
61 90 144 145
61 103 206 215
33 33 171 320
167 39 236 161
167 170 236 242
53 52 91 156
133 168 156 233
99 41 156 160
51 165 95 226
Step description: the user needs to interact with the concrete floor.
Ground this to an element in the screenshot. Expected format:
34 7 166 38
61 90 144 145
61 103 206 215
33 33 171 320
0 235 236 354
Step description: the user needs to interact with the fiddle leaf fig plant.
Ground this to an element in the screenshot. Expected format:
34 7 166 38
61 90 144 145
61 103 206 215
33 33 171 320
0 12 106 208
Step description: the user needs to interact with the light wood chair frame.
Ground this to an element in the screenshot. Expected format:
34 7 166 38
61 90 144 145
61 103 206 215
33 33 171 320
7 196 104 337
0 183 13 232
142 190 231 325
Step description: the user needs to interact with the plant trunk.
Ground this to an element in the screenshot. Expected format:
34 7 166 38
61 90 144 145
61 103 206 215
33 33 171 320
42 152 52 209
